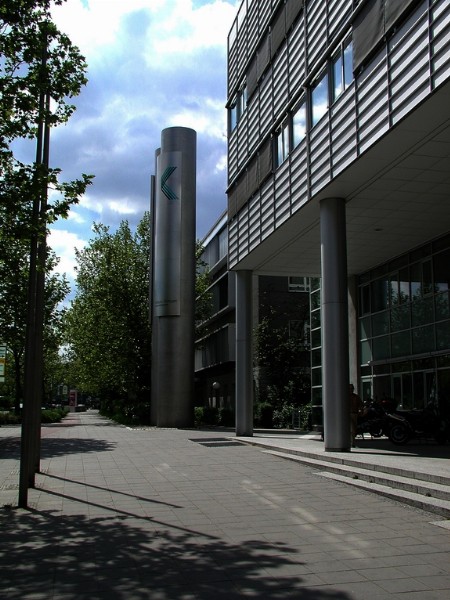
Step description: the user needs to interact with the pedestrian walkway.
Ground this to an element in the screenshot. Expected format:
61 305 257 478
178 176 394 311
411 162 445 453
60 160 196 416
1 412 450 599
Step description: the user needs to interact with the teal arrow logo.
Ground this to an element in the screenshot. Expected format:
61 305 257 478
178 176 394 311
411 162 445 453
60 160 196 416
161 166 178 200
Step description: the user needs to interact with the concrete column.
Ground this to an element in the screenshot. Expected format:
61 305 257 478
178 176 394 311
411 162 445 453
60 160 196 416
235 270 253 436
152 127 196 428
348 275 359 395
320 197 350 451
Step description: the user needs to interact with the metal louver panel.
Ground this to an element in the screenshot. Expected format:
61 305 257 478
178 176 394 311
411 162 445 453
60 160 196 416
353 0 384 70
227 186 237 221
247 156 259 198
286 0 302 31
247 55 258 100
271 5 286 58
236 171 248 214
258 32 271 79
386 0 418 33
258 138 273 184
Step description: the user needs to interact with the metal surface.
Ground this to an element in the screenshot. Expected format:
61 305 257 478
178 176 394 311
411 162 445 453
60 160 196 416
235 270 253 436
320 197 350 452
151 127 197 428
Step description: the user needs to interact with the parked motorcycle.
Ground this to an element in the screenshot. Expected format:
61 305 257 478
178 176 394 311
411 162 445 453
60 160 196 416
356 399 387 438
385 400 450 445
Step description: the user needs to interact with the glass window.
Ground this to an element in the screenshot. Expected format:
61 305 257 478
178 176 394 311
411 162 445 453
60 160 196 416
390 273 399 306
371 278 389 313
410 262 421 299
292 101 306 148
333 53 343 100
343 39 353 87
237 85 247 118
391 331 411 358
399 267 410 303
373 336 390 361
360 339 371 364
311 310 321 329
433 249 450 292
372 310 390 337
310 277 320 292
412 296 434 327
289 276 310 292
311 72 328 126
332 37 353 102
360 284 370 315
312 367 322 386
275 119 290 167
436 320 450 351
412 325 435 354
391 304 410 332
422 259 433 296
311 328 321 348
229 99 237 132
436 291 450 322
359 316 371 340
312 348 321 367
310 289 320 310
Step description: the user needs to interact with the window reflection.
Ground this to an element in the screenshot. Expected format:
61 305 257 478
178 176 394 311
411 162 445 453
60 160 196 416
312 73 328 126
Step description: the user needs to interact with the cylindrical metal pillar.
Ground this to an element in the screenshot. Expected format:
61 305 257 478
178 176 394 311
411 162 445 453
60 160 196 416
320 197 350 451
153 127 196 428
235 270 253 436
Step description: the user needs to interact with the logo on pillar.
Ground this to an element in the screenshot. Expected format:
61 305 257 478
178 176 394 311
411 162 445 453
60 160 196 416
161 166 178 200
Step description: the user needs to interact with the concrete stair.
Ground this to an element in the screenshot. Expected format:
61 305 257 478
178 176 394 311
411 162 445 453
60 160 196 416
258 447 450 518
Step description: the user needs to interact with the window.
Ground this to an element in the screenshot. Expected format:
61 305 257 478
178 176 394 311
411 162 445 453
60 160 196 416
332 38 353 102
292 101 306 148
228 84 247 134
218 227 227 261
311 72 328 127
275 119 290 167
289 276 310 292
229 98 237 132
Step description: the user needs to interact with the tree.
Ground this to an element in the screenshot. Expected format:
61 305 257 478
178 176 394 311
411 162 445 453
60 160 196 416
195 240 212 342
65 215 152 404
0 238 69 411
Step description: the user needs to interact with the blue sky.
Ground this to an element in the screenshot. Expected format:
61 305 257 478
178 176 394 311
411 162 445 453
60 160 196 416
19 0 239 288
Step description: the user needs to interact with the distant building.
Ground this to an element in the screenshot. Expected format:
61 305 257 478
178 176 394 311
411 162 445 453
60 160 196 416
226 0 450 447
195 211 310 414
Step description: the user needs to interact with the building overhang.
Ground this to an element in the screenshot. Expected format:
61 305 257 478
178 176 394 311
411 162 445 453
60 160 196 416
231 80 450 278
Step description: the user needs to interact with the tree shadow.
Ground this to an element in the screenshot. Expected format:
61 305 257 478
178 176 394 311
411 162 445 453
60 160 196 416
0 504 354 600
0 437 116 460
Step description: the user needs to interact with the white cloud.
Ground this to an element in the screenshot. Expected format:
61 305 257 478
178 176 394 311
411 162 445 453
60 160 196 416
48 228 88 281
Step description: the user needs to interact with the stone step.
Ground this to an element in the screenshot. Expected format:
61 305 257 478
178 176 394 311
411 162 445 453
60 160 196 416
248 439 450 486
262 449 450 519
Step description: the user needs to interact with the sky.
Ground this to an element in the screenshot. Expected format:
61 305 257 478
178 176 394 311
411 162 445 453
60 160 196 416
15 0 239 291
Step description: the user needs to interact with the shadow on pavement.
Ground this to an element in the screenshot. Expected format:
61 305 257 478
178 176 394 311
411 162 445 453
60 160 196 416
0 438 116 461
0 506 353 600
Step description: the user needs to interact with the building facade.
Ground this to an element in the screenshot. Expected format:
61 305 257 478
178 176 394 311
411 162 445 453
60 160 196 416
226 0 450 448
195 212 310 415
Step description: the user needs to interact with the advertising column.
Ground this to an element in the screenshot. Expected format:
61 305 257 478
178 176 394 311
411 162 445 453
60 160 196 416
152 127 196 428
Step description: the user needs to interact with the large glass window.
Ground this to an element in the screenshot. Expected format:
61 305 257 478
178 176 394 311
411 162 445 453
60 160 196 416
275 119 290 167
332 37 353 102
292 101 306 148
311 72 328 127
229 98 237 132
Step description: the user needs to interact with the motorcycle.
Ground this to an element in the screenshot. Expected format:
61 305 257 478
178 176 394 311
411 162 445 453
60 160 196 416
385 400 450 445
356 399 387 439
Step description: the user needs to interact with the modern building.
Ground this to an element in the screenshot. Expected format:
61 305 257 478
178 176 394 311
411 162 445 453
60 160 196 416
226 0 450 449
194 211 310 414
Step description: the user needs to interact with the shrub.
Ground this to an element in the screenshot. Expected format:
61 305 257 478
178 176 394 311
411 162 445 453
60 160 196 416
218 407 235 427
194 406 219 427
254 402 274 428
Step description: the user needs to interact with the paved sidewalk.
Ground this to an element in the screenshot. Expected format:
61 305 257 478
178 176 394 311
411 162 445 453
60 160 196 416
0 412 449 599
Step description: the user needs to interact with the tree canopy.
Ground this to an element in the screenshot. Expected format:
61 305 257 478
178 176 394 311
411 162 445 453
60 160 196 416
65 216 152 401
